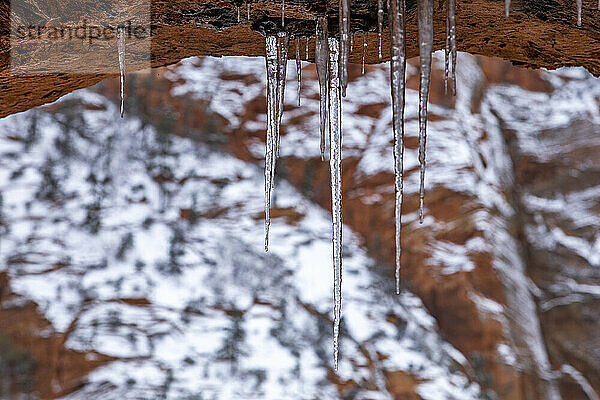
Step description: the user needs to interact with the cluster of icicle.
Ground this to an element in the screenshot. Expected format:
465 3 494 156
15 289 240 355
106 0 589 371
262 0 460 369
106 0 590 370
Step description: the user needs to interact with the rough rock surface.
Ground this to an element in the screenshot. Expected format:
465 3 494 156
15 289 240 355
1 0 600 118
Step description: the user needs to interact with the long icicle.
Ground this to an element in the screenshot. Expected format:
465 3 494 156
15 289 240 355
281 0 285 27
417 0 433 224
505 0 510 17
117 26 126 118
339 0 350 97
275 32 289 157
576 0 582 26
316 17 330 161
378 0 384 60
445 0 457 95
389 0 406 295
295 38 302 107
264 35 278 251
327 36 343 371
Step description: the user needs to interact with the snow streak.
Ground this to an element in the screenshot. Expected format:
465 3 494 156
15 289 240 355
117 26 126 118
417 0 433 223
389 0 406 294
327 36 343 371
339 0 350 97
445 0 457 95
316 17 330 161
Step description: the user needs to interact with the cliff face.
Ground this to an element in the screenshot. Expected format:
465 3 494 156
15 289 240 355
0 54 599 399
1 0 600 118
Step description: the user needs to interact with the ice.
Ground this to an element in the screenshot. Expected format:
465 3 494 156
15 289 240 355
378 0 384 60
339 0 350 97
264 35 279 251
445 0 457 95
117 26 126 118
295 38 302 107
316 17 330 161
389 0 406 294
327 37 343 370
417 0 433 223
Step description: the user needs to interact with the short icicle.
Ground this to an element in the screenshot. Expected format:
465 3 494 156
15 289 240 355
316 17 330 161
295 38 302 107
362 32 367 75
247 3 250 20
305 36 309 60
389 0 406 295
327 36 343 371
275 32 289 156
417 0 433 224
378 0 384 60
445 0 457 95
339 0 350 97
505 0 510 17
264 35 278 251
117 26 126 118
576 0 582 26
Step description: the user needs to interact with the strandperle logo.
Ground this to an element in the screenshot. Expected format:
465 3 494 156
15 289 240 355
12 20 149 45
10 0 150 74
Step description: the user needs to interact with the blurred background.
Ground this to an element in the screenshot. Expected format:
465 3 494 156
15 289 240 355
0 52 598 399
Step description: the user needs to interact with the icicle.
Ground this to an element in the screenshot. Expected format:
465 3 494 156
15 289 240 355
316 17 330 161
505 0 510 18
262 33 288 251
305 36 309 60
264 35 278 251
389 0 406 295
117 26 126 118
295 38 302 107
378 0 384 61
275 32 289 156
247 3 250 20
281 0 285 27
327 36 343 371
445 0 457 96
576 0 582 26
237 5 240 23
339 0 350 97
417 0 433 224
362 32 367 75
